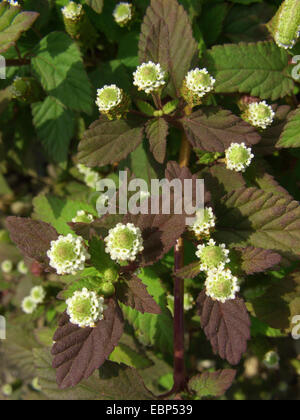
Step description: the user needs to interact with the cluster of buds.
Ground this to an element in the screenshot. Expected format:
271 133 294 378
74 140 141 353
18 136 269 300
196 239 230 272
47 234 90 275
77 164 101 190
225 143 254 173
243 100 275 130
72 210 94 224
66 288 105 328
205 267 240 303
96 85 130 120
104 223 144 263
267 0 300 50
113 2 134 27
21 286 46 314
181 68 216 107
133 62 166 94
9 77 43 103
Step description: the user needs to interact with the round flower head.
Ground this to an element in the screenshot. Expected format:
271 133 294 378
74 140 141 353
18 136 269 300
205 267 240 303
72 210 94 224
47 234 90 275
17 260 28 275
95 84 130 120
66 288 105 328
133 62 166 94
62 1 83 21
113 2 133 27
104 223 144 262
196 239 230 272
1 260 13 274
190 207 216 239
182 68 216 106
21 296 37 314
225 142 254 173
263 351 280 369
30 286 46 304
2 384 13 397
245 101 275 130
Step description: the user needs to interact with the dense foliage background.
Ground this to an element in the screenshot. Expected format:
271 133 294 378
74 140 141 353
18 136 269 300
0 0 299 401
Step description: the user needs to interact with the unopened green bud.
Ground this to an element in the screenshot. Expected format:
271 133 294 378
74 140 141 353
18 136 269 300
102 267 119 284
113 2 134 27
99 282 115 298
9 77 43 103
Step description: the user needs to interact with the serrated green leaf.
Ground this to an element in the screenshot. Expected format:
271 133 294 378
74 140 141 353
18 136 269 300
199 2 228 46
31 32 93 113
109 343 152 369
204 41 294 100
32 96 75 163
85 0 104 13
136 100 155 117
121 267 173 355
277 106 300 148
0 2 39 53
33 194 97 235
189 370 236 398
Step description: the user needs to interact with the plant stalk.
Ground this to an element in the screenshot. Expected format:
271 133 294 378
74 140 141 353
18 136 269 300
172 105 192 393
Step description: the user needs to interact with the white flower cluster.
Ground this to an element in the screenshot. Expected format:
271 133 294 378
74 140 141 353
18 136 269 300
66 288 105 328
185 68 216 98
47 234 90 275
17 260 28 275
21 286 46 314
133 62 166 94
96 85 123 112
190 207 216 238
72 210 94 224
225 142 254 173
113 2 133 26
105 223 144 262
77 164 100 190
4 0 20 7
196 239 230 272
246 101 275 129
205 267 240 303
1 260 13 274
61 1 83 20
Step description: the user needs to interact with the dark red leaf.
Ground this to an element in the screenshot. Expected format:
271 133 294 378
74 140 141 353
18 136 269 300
238 247 281 275
145 118 169 164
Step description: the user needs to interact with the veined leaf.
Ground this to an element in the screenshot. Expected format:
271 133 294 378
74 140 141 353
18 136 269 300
145 118 169 164
139 0 198 98
85 0 104 14
31 32 93 113
204 41 294 101
277 106 300 148
238 247 281 275
0 2 39 53
181 107 261 153
189 369 236 398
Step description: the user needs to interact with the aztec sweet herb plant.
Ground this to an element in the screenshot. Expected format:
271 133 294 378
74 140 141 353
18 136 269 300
0 0 300 400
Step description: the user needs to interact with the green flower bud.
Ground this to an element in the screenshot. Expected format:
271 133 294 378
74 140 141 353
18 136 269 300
196 239 230 272
102 267 119 284
113 2 134 27
1 259 13 273
99 281 115 298
72 210 94 224
9 77 43 103
96 85 130 120
267 0 300 50
263 351 280 369
181 68 215 107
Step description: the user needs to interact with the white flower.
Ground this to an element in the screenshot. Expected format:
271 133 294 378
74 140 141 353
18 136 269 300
96 85 123 112
263 351 280 369
30 286 46 304
190 207 216 238
1 260 13 274
133 62 166 94
104 223 144 262
113 2 133 26
21 296 37 314
185 68 216 98
5 0 20 7
61 1 83 20
246 101 275 129
196 239 230 272
225 142 254 173
77 164 101 189
47 234 90 275
66 288 105 328
205 267 240 303
72 210 94 224
17 260 28 275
